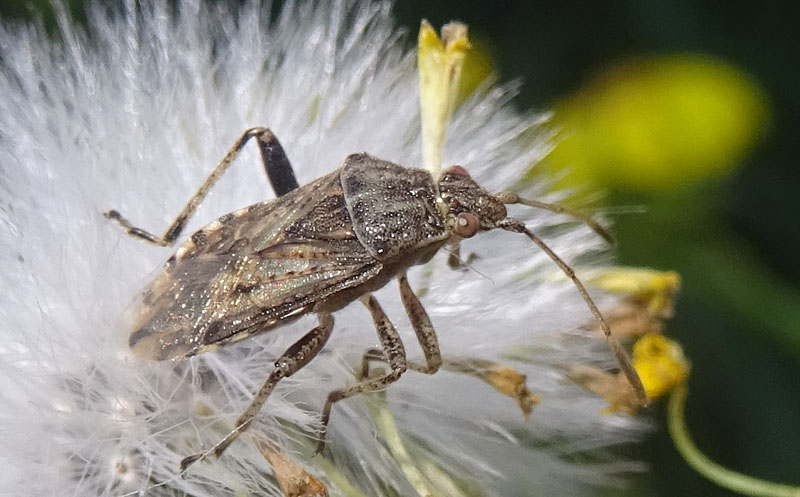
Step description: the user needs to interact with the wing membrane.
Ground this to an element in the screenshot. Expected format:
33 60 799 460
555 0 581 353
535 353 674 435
129 170 380 360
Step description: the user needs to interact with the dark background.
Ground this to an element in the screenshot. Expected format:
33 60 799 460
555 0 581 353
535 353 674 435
2 1 798 496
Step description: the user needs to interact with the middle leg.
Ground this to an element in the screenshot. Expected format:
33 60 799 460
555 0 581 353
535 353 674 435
317 294 408 452
360 273 443 378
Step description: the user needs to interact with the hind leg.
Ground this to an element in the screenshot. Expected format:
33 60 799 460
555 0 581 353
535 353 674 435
106 127 298 245
180 312 334 472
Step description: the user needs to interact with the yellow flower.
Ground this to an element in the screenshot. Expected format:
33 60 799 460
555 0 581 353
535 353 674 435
633 333 691 400
543 54 770 192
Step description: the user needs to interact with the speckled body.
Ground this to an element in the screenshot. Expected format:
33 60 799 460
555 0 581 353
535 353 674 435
129 153 506 361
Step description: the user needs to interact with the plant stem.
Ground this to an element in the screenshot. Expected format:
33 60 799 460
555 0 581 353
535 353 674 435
668 383 800 497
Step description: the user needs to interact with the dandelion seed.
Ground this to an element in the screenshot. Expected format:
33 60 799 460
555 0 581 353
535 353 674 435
0 2 655 496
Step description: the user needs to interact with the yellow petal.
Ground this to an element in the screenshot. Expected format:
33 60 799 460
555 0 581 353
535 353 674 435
587 267 681 317
632 333 691 399
418 20 470 176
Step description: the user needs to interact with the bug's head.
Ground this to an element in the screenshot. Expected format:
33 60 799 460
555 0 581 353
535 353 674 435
438 165 646 406
438 165 507 238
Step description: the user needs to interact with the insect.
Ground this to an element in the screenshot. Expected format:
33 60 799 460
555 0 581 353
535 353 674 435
106 127 647 472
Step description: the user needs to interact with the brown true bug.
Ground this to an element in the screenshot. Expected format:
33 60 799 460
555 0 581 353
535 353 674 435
105 127 647 472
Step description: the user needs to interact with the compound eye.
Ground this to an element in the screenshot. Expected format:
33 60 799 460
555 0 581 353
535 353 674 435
454 212 480 238
444 165 470 177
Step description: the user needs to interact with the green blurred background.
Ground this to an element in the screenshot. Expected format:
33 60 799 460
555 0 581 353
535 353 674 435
2 1 797 496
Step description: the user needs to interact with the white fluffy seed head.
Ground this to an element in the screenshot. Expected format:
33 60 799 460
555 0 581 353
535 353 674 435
0 2 649 496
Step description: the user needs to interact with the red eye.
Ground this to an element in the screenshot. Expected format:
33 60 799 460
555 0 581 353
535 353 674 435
454 212 479 238
444 165 470 177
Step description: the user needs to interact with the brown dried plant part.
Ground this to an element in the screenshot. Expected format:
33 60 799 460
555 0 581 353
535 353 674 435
441 358 541 419
587 268 681 338
361 351 539 418
601 296 669 338
569 364 643 415
256 439 328 497
570 332 690 414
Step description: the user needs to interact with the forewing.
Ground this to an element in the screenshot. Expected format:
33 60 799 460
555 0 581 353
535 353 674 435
129 169 379 360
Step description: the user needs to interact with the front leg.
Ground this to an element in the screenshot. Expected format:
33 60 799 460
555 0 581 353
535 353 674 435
446 240 478 270
317 294 408 453
398 273 442 374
